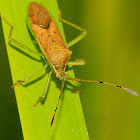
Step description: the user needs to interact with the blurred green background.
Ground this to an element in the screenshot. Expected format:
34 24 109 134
0 0 140 140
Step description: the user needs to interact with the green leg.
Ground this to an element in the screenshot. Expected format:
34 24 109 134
32 70 53 108
66 75 81 87
66 59 86 86
59 11 87 48
11 65 48 88
66 75 81 93
67 59 86 66
71 86 82 94
2 17 43 58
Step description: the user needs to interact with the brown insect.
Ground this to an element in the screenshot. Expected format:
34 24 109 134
2 1 138 127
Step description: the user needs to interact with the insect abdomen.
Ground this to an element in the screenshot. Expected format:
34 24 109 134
29 2 72 71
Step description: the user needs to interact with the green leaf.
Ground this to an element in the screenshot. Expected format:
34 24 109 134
0 0 89 139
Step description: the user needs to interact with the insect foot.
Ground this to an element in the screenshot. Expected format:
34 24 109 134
11 80 24 88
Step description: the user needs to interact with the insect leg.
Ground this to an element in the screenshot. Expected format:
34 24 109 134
11 65 48 88
71 86 82 94
32 70 53 108
66 77 138 96
67 59 86 66
50 80 65 127
59 11 87 48
2 17 43 57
